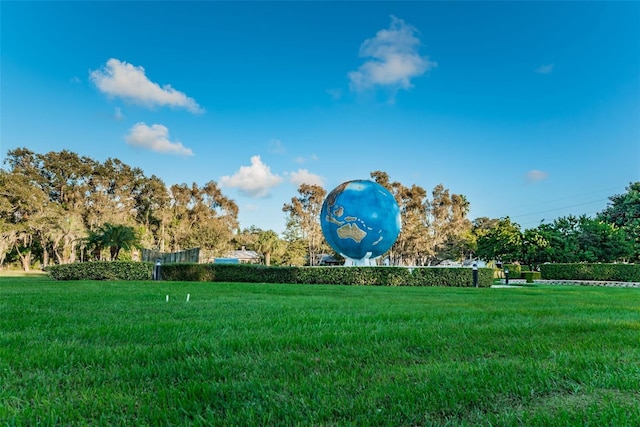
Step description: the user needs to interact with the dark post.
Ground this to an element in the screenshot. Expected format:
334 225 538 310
504 267 509 286
154 258 162 281
472 262 478 288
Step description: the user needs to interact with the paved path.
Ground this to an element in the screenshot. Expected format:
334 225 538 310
494 279 640 288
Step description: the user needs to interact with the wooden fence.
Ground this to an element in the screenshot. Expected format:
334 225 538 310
142 248 201 264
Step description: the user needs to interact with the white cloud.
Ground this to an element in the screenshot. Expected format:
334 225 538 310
219 155 284 198
326 88 342 100
535 64 554 74
348 16 436 93
269 139 287 154
526 170 549 182
114 107 124 121
289 169 325 187
293 153 319 164
90 58 203 113
125 122 194 156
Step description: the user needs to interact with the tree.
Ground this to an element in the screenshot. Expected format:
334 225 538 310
521 227 550 267
371 171 428 265
547 216 583 262
85 228 108 261
93 223 141 260
164 181 238 257
597 182 640 261
0 227 14 267
576 217 631 262
475 217 522 263
470 217 500 261
233 226 260 250
283 184 327 266
518 214 632 265
134 175 169 232
426 186 472 264
370 172 471 265
255 230 283 266
2 147 243 267
0 168 50 270
39 149 94 211
279 238 307 266
35 209 85 265
85 158 143 228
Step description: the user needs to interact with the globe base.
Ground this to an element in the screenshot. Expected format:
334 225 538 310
341 251 379 267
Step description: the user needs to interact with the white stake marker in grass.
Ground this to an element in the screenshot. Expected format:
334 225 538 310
166 295 169 302
186 293 190 302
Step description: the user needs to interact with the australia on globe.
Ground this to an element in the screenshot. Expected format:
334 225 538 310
320 180 401 266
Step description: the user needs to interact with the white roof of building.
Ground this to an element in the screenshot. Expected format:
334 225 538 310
225 249 260 260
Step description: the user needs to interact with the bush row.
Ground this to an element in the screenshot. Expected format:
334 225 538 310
160 264 493 287
46 261 153 280
539 263 640 282
47 262 494 287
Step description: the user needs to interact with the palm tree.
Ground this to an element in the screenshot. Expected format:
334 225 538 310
85 228 107 261
255 230 282 267
89 223 140 261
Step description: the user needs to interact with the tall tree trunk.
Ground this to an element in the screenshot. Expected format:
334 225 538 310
42 248 49 268
22 252 31 271
12 240 31 271
54 246 64 264
17 249 31 271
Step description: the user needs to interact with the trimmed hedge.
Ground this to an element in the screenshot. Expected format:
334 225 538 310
539 263 640 282
46 261 153 281
43 261 640 284
503 264 522 277
159 264 494 287
47 261 494 287
523 271 542 283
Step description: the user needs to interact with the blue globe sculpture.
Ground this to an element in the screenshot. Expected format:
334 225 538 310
320 180 401 265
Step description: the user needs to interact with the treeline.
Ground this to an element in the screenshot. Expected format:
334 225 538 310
1 148 638 270
364 175 637 266
473 211 637 266
0 148 238 270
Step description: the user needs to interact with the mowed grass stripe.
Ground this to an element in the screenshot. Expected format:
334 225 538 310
1 277 639 425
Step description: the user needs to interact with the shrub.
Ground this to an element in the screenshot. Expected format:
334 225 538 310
409 267 490 287
46 261 153 280
523 271 541 283
46 262 495 287
503 264 521 277
159 263 215 282
540 263 640 282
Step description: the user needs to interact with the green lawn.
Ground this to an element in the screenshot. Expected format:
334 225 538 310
1 277 639 426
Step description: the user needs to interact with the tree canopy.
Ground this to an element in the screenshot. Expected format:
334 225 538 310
0 148 238 268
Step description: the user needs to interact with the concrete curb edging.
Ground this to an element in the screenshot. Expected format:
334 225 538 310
494 279 640 288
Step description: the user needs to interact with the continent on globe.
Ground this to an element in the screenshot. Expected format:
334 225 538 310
320 179 402 265
336 223 367 243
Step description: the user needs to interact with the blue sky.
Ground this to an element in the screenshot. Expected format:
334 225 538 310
2 1 639 234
